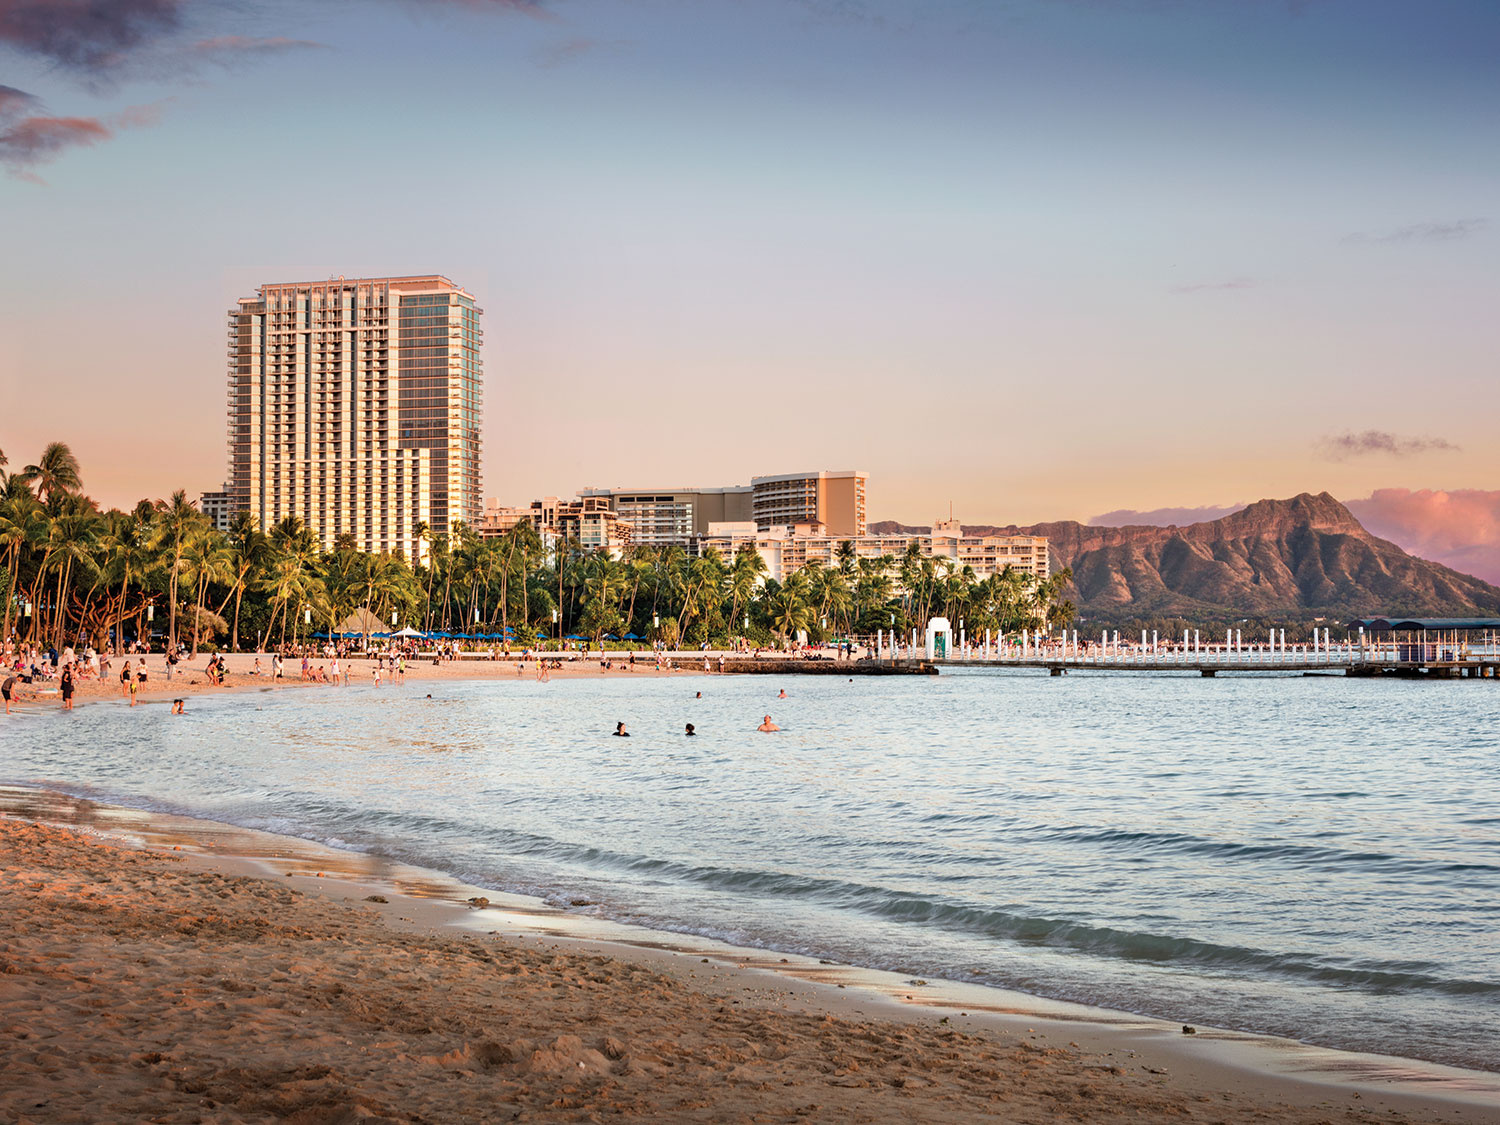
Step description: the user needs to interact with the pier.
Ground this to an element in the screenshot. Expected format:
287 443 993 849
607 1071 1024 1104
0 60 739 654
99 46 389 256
876 616 1500 679
926 650 1500 678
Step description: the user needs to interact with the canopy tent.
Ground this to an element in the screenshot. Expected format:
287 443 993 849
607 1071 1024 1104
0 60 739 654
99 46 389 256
392 626 426 638
1347 618 1500 632
335 608 386 636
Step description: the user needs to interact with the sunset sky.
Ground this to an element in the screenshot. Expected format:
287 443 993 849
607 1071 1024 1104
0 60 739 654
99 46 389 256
1 0 1496 573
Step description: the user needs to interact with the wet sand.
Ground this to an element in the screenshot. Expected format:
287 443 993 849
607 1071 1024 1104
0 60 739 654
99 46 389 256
3 788 1498 1124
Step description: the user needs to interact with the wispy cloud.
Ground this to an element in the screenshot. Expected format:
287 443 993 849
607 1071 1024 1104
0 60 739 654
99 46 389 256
189 35 329 63
0 0 550 172
0 97 167 180
531 35 627 67
1170 278 1255 295
1341 218 1488 245
0 0 185 73
1320 431 1460 460
0 83 40 119
0 113 110 180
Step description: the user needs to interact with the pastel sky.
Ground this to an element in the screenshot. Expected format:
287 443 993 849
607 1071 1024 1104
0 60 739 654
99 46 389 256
2 0 1496 557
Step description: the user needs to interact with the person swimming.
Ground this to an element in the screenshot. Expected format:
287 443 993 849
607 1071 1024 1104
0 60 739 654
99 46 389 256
757 715 780 732
777 689 787 698
171 699 184 714
685 723 696 736
614 722 630 737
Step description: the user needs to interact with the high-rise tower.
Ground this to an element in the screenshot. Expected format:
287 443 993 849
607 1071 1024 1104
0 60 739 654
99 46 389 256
226 275 482 561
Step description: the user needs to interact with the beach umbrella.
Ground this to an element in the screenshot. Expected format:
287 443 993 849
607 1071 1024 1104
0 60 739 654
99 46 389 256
623 632 640 640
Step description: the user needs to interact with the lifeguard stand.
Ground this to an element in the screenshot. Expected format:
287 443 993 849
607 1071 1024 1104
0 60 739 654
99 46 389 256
925 617 952 659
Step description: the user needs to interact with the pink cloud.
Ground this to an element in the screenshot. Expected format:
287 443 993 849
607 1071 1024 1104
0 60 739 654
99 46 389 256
0 113 111 175
1345 489 1500 585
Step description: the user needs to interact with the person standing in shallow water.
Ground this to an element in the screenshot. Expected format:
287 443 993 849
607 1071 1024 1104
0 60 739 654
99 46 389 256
59 665 74 710
614 722 630 737
684 723 695 736
758 715 779 732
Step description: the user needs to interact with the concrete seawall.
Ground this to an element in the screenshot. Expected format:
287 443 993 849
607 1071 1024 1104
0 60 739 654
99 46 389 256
719 659 937 676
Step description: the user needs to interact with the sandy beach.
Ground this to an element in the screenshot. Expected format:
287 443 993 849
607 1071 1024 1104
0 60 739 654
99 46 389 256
7 648 705 711
4 783 1500 1125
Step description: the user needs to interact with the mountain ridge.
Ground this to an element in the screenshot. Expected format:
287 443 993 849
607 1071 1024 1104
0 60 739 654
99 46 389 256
870 492 1500 620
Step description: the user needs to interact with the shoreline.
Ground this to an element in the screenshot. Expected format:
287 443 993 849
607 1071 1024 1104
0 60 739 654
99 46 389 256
4 783 1498 1123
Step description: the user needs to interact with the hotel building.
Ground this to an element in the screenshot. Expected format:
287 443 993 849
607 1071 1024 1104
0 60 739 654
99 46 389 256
225 275 482 561
751 470 867 536
478 496 634 555
697 520 1050 584
576 486 753 547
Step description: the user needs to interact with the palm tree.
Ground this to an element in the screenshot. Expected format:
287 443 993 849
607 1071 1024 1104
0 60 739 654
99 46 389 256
20 442 82 504
147 490 202 650
221 512 271 652
42 498 103 649
98 508 153 654
181 523 233 654
264 516 320 646
727 545 767 637
0 479 46 644
765 572 813 645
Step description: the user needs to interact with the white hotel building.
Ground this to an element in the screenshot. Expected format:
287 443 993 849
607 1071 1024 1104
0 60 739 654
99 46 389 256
225 275 482 561
697 518 1050 583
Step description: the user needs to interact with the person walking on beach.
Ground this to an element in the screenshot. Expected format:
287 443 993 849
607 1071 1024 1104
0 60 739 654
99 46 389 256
2 675 16 715
758 715 780 732
120 661 132 697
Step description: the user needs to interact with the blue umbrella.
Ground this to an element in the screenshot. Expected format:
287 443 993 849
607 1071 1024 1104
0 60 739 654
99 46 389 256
566 634 587 641
623 632 640 640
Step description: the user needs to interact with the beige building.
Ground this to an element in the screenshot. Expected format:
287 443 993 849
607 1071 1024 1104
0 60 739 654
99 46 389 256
698 522 1049 585
226 275 482 561
478 496 633 554
577 486 753 547
751 471 867 536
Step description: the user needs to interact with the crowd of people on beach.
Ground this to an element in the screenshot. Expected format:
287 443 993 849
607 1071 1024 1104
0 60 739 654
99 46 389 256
4 624 846 726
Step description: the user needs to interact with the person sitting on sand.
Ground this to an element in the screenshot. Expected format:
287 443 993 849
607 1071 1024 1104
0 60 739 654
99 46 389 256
685 723 696 736
171 699 184 714
613 722 630 737
758 715 780 732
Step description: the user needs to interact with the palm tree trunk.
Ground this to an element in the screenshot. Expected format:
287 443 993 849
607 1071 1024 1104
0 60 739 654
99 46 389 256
2 549 18 647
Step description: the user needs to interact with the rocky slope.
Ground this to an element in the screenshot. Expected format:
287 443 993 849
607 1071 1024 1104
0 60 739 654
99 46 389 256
872 492 1500 619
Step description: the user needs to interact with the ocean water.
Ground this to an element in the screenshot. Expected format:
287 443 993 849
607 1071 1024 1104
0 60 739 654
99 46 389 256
4 669 1499 1072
